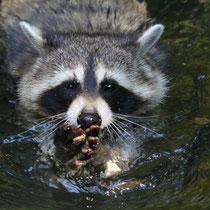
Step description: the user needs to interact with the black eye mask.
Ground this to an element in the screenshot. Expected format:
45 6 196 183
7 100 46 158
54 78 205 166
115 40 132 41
99 79 145 114
39 80 81 114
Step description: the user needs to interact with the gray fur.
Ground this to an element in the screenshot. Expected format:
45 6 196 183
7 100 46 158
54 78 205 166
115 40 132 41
0 0 169 177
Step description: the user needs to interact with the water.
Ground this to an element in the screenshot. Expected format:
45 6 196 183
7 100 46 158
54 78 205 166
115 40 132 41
0 0 210 209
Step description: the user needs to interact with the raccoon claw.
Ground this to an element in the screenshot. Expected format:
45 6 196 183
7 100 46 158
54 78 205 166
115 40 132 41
87 136 99 147
75 155 94 166
81 145 94 155
72 133 86 146
54 123 85 152
74 126 84 136
85 125 100 137
75 160 87 166
61 123 73 131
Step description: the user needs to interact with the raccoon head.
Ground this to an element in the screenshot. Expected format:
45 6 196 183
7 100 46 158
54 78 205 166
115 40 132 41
17 21 168 129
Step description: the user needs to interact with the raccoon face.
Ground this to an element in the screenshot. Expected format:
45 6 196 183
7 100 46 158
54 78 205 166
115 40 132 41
17 22 168 129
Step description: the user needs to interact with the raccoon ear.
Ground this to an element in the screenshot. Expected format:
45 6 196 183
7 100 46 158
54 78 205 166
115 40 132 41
137 24 164 55
19 21 45 53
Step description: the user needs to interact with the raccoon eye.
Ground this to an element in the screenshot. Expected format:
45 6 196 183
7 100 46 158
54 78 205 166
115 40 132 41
100 79 117 92
63 80 80 90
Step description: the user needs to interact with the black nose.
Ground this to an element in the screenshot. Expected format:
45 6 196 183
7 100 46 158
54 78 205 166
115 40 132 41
77 113 102 129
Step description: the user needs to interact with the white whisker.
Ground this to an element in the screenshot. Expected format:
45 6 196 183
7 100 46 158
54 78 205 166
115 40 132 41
113 113 158 120
36 118 66 140
107 125 115 143
114 114 167 140
111 121 131 145
112 120 136 144
113 118 137 143
109 123 122 143
35 112 66 125
15 112 67 139
43 117 70 140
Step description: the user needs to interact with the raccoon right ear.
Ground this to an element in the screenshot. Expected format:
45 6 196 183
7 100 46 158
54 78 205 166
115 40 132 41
137 24 164 55
19 21 45 53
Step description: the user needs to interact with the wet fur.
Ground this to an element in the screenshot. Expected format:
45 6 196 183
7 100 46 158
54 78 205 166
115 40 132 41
0 0 169 177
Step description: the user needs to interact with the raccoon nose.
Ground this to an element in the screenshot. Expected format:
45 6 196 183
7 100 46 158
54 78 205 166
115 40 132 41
77 113 102 129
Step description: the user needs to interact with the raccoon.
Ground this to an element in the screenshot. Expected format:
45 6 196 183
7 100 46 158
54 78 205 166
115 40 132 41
0 0 169 177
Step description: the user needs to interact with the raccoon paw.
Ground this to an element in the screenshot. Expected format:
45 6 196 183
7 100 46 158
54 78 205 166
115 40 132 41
54 123 101 166
54 123 85 153
85 125 100 148
75 125 101 166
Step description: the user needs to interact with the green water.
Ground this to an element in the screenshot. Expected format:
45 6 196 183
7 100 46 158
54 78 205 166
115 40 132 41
0 0 210 209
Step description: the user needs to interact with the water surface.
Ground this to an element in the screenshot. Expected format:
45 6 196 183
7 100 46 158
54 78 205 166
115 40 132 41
0 0 210 209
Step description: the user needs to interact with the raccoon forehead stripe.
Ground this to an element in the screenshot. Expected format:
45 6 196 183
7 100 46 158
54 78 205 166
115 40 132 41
84 55 97 93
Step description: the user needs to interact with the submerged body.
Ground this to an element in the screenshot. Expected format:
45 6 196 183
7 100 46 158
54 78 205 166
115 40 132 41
0 0 169 177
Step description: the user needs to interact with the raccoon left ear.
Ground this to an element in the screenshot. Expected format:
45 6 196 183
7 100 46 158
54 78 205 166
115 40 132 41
19 21 46 53
137 24 164 55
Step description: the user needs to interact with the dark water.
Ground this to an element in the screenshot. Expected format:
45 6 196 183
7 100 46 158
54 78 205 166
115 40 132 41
0 0 210 209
